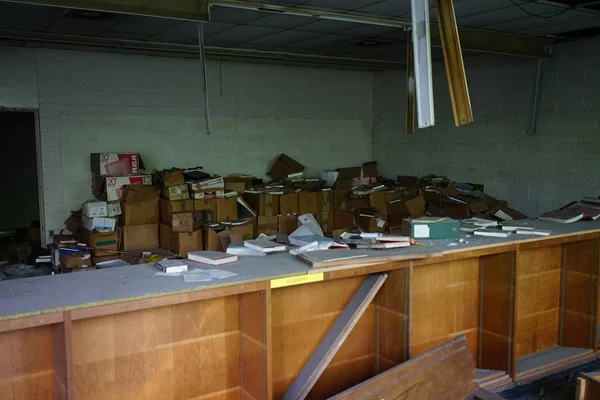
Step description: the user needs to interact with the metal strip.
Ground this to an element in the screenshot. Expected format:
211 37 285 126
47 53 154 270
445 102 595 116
376 289 380 374
4 0 209 21
197 23 211 135
507 252 515 374
529 59 546 135
411 0 435 129
590 240 598 348
559 244 567 345
406 266 413 360
405 38 415 134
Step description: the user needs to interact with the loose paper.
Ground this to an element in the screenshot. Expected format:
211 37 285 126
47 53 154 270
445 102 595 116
414 224 430 238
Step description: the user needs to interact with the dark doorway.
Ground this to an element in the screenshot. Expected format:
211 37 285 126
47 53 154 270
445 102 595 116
0 111 43 276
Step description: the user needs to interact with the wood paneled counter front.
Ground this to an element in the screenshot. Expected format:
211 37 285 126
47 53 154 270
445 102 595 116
2 220 600 400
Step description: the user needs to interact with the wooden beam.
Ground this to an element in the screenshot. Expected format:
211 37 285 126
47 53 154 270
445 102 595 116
52 312 74 400
435 0 473 126
281 273 387 400
4 0 209 21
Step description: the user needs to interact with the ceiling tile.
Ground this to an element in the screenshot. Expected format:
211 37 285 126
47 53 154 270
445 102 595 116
246 14 318 29
152 21 236 42
210 6 265 24
334 25 397 37
206 25 281 43
44 16 123 36
355 0 412 17
281 34 352 50
104 16 180 36
484 8 590 31
0 2 63 31
520 15 600 35
295 19 362 33
244 30 321 47
303 0 382 11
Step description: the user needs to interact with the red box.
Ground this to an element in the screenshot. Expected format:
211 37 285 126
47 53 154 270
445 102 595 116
91 153 141 176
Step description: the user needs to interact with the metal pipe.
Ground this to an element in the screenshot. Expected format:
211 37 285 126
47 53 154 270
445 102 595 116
212 0 412 28
529 58 545 135
197 23 211 135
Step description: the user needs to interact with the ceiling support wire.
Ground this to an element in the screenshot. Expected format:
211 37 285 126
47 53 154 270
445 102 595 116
197 22 211 135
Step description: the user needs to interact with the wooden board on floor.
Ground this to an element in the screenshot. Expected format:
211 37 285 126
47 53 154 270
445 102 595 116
578 372 600 400
281 274 387 400
516 346 598 383
329 335 479 400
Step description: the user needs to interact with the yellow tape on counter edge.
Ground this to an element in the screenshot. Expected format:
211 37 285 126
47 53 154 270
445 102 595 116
270 273 324 289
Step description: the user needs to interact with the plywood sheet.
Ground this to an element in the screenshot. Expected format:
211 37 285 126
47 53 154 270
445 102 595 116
515 246 562 357
72 296 241 400
411 258 480 359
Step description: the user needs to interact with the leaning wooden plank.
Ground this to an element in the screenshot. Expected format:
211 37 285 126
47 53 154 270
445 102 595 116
281 273 388 400
471 388 503 400
296 249 442 268
328 335 478 400
435 0 473 126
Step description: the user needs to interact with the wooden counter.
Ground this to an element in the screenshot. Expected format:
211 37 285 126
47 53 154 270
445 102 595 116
2 220 600 399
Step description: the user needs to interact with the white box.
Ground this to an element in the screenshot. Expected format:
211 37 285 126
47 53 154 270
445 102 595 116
107 201 122 217
82 217 116 232
82 201 108 218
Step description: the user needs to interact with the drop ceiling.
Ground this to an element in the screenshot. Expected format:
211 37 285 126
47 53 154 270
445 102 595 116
0 0 598 62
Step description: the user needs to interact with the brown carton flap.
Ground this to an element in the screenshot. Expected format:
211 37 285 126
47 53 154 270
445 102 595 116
269 153 305 180
362 161 378 178
121 184 160 203
337 166 361 179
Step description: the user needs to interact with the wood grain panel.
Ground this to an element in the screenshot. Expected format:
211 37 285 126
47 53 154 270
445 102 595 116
0 326 54 400
72 296 241 400
271 276 377 398
52 312 74 400
515 246 562 357
308 355 377 400
411 258 480 360
240 289 271 400
563 240 597 349
378 268 407 370
480 331 509 372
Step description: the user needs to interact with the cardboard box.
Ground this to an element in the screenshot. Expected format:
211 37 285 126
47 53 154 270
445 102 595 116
388 196 426 225
59 252 92 270
195 198 217 212
122 224 159 250
82 216 116 232
121 248 177 265
224 182 246 194
356 215 387 233
279 215 300 234
334 211 354 232
162 184 189 201
82 227 121 257
107 201 122 217
120 185 160 226
82 201 107 218
269 153 304 181
298 192 318 216
350 196 370 211
93 175 152 202
202 226 223 251
170 230 203 257
171 212 199 233
216 198 238 222
401 218 460 239
370 191 396 217
161 169 185 187
160 199 195 223
91 153 141 176
159 223 171 249
229 218 255 241
334 178 353 211
279 193 299 216
92 254 121 267
243 193 279 217
258 216 279 236
442 201 471 219
317 190 334 234
190 189 224 199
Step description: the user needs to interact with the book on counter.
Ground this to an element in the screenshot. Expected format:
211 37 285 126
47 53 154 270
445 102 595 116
356 241 411 250
244 239 287 253
461 217 498 227
516 229 551 237
567 204 600 220
538 209 584 224
500 220 536 231
473 228 512 238
188 251 238 265
157 259 188 273
375 235 411 243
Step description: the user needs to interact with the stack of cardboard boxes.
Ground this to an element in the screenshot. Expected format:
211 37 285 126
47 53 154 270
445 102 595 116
120 185 160 250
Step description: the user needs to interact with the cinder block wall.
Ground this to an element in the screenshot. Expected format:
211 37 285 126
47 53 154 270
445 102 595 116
0 47 373 243
373 39 600 218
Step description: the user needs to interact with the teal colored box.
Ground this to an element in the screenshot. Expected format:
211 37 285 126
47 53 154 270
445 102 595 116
401 218 460 239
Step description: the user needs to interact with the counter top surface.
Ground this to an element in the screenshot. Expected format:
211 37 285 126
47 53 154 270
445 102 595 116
1 219 599 320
